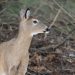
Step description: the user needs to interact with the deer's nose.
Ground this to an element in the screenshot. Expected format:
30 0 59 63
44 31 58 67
45 28 50 31
44 27 50 33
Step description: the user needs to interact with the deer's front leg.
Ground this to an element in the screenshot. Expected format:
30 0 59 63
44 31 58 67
17 54 29 75
9 66 17 75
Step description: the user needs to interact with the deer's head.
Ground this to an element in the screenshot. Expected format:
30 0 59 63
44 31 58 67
20 8 49 36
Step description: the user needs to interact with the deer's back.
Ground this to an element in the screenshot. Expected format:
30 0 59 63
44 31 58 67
0 38 16 51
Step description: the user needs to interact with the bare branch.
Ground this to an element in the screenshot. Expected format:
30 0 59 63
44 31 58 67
44 8 61 39
33 0 43 15
54 28 75 50
0 8 7 14
49 8 61 29
53 0 75 21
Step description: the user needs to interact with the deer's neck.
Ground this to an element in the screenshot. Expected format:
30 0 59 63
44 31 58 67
13 23 32 56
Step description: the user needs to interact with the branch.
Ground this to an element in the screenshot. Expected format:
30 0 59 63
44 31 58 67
33 0 43 15
0 8 7 14
44 9 61 39
38 28 75 51
54 28 75 50
53 0 75 21
49 8 61 29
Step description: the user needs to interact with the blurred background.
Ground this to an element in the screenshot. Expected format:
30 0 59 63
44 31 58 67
0 0 75 75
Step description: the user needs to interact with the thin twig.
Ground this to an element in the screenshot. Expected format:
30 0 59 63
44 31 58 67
49 8 61 29
53 0 75 21
0 8 7 14
54 28 75 50
33 0 43 15
39 28 75 51
44 9 61 39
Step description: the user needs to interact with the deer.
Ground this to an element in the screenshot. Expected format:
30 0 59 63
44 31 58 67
0 8 49 75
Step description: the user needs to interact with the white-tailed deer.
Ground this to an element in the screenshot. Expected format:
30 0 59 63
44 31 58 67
0 8 49 75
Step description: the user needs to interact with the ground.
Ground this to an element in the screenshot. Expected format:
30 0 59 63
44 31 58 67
0 24 75 75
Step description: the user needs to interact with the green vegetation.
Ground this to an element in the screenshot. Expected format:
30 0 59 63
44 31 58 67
0 0 75 34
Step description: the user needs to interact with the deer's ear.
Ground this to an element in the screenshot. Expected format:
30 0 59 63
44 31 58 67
25 8 30 19
20 9 25 19
20 8 30 19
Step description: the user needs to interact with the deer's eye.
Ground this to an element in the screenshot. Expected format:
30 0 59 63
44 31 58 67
32 19 39 26
33 20 37 24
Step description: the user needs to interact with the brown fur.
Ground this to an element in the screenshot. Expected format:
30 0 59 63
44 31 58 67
0 9 47 75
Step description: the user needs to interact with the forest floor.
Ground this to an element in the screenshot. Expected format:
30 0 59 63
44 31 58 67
0 23 75 75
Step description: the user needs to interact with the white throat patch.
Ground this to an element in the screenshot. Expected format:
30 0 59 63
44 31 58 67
31 32 38 36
